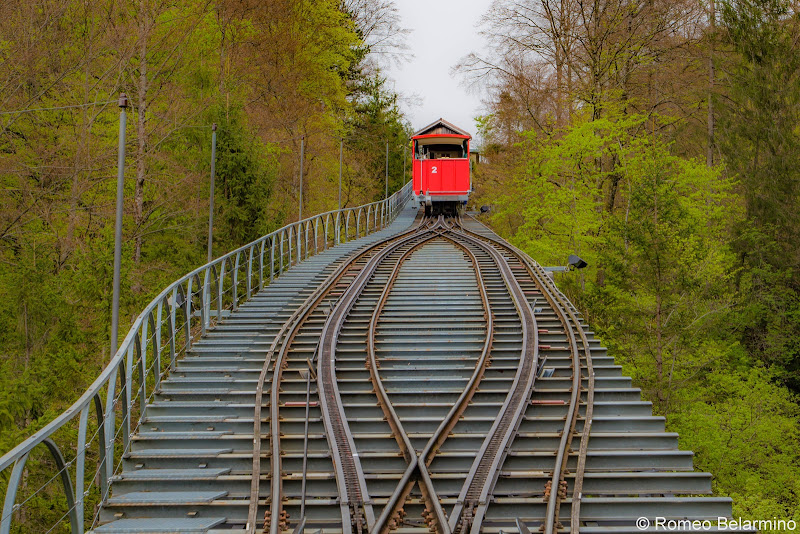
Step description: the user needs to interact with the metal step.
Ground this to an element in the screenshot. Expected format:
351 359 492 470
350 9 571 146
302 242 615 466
92 517 227 533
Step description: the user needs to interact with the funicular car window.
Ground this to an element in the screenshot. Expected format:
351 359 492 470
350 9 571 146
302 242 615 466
416 142 467 159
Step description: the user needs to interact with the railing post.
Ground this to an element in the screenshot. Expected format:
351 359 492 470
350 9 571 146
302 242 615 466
123 344 134 452
185 278 194 348
296 223 301 264
216 263 224 322
288 227 294 266
270 238 276 282
182 284 191 354
246 247 253 299
139 319 149 413
232 253 240 310
155 302 164 387
202 269 211 332
300 223 305 260
169 287 178 366
280 231 285 273
75 406 90 534
259 240 266 290
92 395 108 502
1 455 28 534
103 370 117 496
314 218 319 254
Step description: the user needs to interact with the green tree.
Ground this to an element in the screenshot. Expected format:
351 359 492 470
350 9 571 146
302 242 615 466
599 140 737 412
719 0 800 388
670 366 800 529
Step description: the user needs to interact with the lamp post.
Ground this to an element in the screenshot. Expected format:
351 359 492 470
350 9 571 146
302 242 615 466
339 137 343 211
207 123 217 263
385 139 389 199
110 93 128 358
299 135 305 220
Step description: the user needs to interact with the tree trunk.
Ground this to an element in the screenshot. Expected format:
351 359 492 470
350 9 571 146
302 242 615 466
655 291 664 404
653 188 665 405
23 301 30 368
607 154 622 213
67 54 93 268
134 0 149 265
555 48 563 126
707 0 715 167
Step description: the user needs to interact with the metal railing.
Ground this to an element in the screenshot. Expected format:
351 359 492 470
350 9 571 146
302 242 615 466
0 181 413 534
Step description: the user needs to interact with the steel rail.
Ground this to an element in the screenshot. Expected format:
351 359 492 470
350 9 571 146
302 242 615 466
316 221 446 532
459 215 596 533
529 260 595 534
442 227 539 534
247 212 429 533
570 368 595 534
535 262 582 533
263 214 432 533
299 364 313 522
364 232 446 532
369 230 497 534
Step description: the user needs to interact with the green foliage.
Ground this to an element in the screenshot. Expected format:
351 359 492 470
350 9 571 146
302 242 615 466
718 0 800 389
599 141 738 410
476 107 800 526
295 0 359 108
470 0 800 526
344 72 411 203
214 111 281 245
493 112 647 268
670 365 800 531
488 111 742 410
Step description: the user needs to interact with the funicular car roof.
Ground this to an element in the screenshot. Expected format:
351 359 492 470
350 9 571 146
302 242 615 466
412 118 472 139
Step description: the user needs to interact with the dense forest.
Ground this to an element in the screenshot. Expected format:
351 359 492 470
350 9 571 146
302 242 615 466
463 0 800 528
0 0 410 454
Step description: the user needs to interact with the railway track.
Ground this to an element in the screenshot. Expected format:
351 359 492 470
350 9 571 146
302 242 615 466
93 204 736 534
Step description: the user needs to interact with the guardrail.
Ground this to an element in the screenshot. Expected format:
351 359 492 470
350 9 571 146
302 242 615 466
0 181 413 534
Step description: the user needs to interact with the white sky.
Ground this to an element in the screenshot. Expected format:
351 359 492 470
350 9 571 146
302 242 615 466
386 0 495 137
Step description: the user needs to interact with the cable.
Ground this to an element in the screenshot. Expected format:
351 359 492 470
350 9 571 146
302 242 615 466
0 100 117 116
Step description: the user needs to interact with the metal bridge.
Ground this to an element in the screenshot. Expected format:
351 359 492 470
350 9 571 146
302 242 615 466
1 183 741 533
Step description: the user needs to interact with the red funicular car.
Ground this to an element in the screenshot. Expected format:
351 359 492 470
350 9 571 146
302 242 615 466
412 118 472 214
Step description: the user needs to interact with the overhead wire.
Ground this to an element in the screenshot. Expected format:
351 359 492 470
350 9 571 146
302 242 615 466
0 100 117 116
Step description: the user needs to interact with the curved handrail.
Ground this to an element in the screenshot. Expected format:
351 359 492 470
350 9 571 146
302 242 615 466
0 181 413 534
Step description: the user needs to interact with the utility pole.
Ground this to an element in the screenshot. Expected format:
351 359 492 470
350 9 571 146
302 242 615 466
111 94 128 359
385 140 389 199
299 136 305 220
339 137 343 211
207 123 217 263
